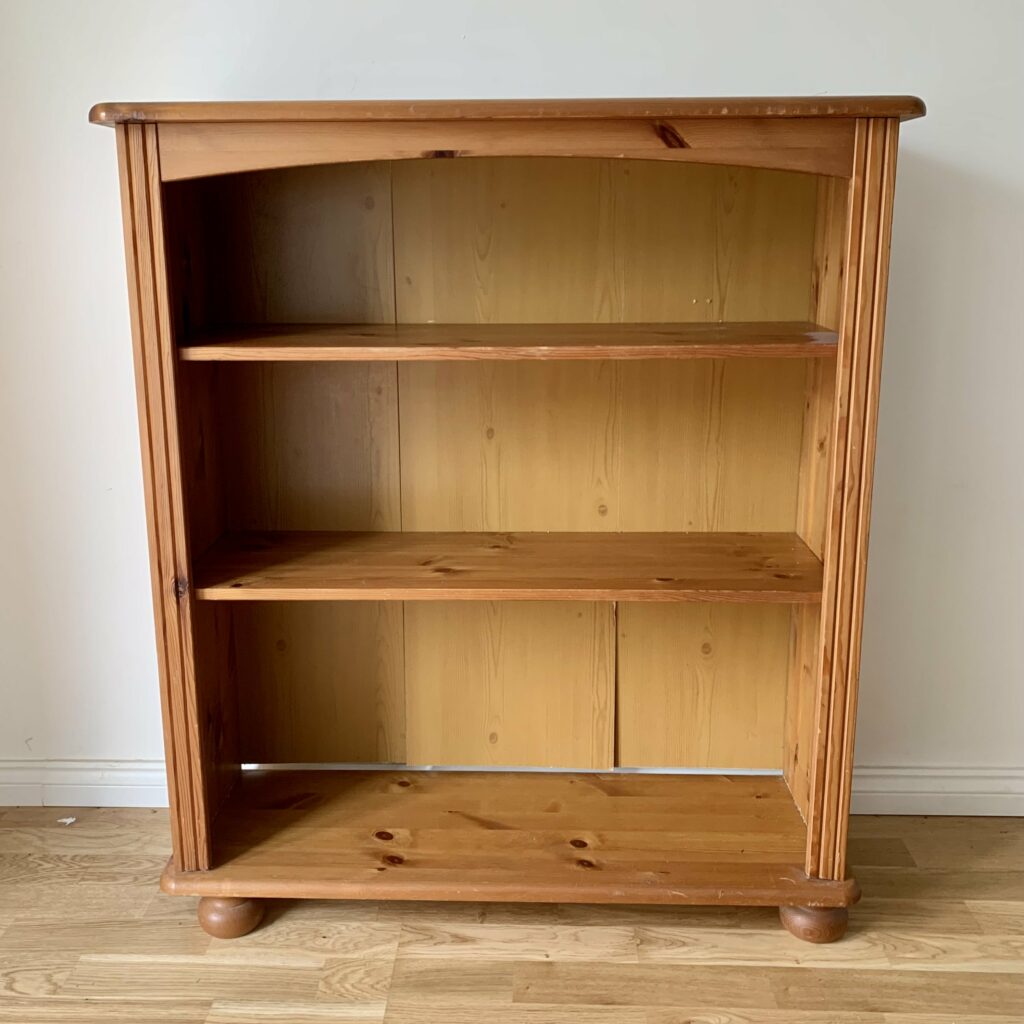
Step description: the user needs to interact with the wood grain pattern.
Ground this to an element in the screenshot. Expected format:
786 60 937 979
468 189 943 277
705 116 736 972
808 119 901 880
404 603 613 768
116 123 209 871
167 162 395 327
617 604 790 769
214 363 400 534
784 604 823 821
178 321 838 361
389 157 816 775
91 96 927 125
192 531 823 603
232 602 405 764
784 175 848 822
616 360 808 532
392 160 817 324
165 162 404 774
398 360 621 532
155 117 858 182
98 102 918 916
397 360 807 535
159 771 846 907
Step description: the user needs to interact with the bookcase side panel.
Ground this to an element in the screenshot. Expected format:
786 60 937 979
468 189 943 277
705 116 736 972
785 176 847 820
119 124 210 869
806 119 900 878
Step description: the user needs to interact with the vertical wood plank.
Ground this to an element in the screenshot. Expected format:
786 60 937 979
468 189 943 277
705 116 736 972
807 119 900 879
784 603 821 817
233 602 405 763
405 603 614 768
713 167 819 320
217 362 400 533
203 162 396 325
398 361 621 531
617 604 790 769
784 176 846 820
117 124 208 869
617 359 806 532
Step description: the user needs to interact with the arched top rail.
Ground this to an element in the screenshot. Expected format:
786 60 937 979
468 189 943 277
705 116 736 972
152 117 865 182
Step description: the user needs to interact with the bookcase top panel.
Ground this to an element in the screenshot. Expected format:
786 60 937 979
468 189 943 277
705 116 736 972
89 95 926 126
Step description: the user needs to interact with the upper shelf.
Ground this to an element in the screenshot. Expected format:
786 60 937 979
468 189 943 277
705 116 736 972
178 322 838 362
90 96 927 125
193 530 823 603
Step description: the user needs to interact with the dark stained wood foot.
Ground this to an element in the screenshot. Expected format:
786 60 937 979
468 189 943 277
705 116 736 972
779 904 849 943
197 896 265 938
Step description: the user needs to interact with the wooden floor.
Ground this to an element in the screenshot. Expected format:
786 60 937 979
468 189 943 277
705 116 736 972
0 808 1022 1022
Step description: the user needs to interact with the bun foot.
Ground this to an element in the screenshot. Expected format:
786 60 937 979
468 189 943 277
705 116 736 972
779 904 849 943
197 896 265 938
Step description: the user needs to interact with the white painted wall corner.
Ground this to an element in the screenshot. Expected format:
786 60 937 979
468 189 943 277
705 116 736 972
1 760 1022 814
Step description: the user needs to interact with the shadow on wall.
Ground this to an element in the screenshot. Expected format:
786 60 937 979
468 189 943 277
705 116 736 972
858 145 1024 766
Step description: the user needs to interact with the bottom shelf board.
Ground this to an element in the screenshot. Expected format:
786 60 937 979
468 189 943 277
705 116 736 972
163 770 858 907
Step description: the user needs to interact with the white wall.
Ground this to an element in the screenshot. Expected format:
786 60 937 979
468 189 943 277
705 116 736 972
1 0 1021 811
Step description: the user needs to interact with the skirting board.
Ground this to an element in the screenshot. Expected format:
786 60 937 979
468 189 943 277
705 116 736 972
0 760 167 808
850 766 1024 815
0 760 1022 814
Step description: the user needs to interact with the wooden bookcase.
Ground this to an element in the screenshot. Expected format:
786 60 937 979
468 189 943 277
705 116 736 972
92 96 924 943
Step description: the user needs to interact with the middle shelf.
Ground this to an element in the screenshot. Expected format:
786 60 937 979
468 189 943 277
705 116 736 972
193 530 823 603
177 321 839 362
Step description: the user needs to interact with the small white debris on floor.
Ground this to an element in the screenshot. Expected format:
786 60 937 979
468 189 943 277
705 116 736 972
56 816 76 826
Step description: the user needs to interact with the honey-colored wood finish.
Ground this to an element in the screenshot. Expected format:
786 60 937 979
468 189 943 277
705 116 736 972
231 602 406 764
778 904 850 943
179 321 838 361
97 98 920 939
195 897 264 939
784 175 848 822
192 531 824 603
90 96 927 125
116 124 210 872
154 117 858 182
159 771 857 908
617 604 791 769
405 603 614 768
808 119 902 881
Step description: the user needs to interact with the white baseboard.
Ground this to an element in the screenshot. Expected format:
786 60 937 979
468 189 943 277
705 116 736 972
851 766 1024 815
0 760 168 808
1 760 1021 814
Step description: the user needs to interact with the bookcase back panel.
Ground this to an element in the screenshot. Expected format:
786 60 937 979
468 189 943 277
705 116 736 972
214 362 400 532
398 360 806 532
232 602 405 763
167 162 395 329
170 156 831 772
405 602 614 768
391 158 817 322
618 603 790 769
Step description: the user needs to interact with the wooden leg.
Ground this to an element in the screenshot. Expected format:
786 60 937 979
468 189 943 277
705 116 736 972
779 905 849 943
197 896 265 938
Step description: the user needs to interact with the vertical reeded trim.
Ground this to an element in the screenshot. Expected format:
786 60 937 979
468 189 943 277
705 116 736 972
806 118 900 880
115 124 209 870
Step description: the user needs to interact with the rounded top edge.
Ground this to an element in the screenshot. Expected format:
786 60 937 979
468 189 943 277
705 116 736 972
89 96 927 126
